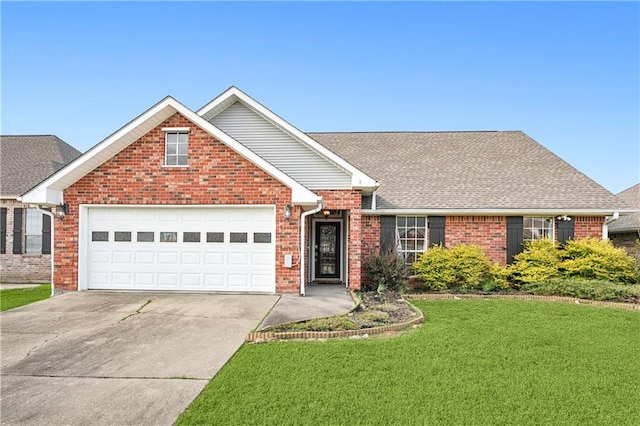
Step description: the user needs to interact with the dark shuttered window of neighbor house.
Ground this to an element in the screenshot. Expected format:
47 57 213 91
42 212 52 254
0 207 6 254
506 216 524 264
13 207 23 254
379 216 397 253
428 216 445 247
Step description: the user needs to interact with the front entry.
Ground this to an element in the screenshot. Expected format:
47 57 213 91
314 222 341 279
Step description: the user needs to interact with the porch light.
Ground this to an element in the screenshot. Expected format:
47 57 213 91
323 210 331 218
55 202 69 220
284 204 292 221
556 215 572 221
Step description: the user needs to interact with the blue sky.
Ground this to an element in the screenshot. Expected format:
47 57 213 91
2 1 638 194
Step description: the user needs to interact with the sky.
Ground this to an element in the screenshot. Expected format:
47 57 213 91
1 1 638 194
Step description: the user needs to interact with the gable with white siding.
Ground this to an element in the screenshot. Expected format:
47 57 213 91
208 101 352 190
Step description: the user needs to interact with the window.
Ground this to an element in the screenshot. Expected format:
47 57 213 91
183 232 201 242
254 232 272 243
24 208 43 253
165 131 188 166
137 232 154 242
396 216 426 264
206 232 224 243
92 231 109 242
114 231 132 242
523 217 554 241
160 232 178 242
230 232 247 243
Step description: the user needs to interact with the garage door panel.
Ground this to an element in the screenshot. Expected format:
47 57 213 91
85 206 275 292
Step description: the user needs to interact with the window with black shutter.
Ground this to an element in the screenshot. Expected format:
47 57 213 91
13 208 23 254
506 216 524 264
428 216 445 247
379 216 396 253
557 217 574 246
0 208 6 254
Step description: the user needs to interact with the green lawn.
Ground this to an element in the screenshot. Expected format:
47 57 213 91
178 299 640 425
0 284 51 311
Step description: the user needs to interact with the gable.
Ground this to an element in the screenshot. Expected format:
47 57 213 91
209 102 352 190
21 96 320 207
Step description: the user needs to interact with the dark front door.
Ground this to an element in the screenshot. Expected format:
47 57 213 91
315 222 341 279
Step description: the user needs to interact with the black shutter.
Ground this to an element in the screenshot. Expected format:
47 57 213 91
42 212 52 254
428 216 445 247
380 216 397 253
557 218 574 246
506 216 524 264
13 208 23 254
0 208 6 254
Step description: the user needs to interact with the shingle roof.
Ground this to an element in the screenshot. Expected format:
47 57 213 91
308 131 626 211
0 135 81 198
609 184 640 232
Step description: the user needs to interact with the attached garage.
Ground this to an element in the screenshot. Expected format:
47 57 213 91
79 206 276 292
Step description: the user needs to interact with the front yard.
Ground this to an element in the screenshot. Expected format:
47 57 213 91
178 299 640 425
0 284 50 311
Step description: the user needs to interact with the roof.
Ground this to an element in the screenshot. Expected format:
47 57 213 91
609 184 640 233
0 135 81 198
308 131 628 214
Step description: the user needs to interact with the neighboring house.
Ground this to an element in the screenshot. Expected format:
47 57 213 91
608 183 640 259
20 87 632 294
1 135 81 282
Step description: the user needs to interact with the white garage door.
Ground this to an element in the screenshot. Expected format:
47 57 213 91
83 206 275 292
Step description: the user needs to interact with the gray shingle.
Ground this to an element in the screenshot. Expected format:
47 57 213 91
609 184 640 232
308 131 625 211
0 135 81 198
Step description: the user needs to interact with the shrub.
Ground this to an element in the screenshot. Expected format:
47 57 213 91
364 249 409 294
507 239 562 286
521 279 640 303
413 244 494 291
560 237 638 284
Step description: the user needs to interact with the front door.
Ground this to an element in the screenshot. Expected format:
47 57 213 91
315 222 340 279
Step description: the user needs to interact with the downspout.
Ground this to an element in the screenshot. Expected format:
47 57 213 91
602 212 619 239
35 206 56 297
300 198 324 297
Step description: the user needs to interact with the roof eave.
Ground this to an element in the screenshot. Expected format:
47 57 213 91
362 208 636 216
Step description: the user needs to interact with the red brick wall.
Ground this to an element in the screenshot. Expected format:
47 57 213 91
574 216 605 239
361 215 380 286
316 190 362 290
56 112 300 293
446 216 507 264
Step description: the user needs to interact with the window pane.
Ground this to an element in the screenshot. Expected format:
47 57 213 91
177 155 188 166
92 231 109 242
206 232 224 243
417 217 425 227
166 133 178 143
166 143 177 155
25 208 42 234
25 235 42 254
254 232 272 243
137 232 154 242
183 232 201 242
160 232 177 242
178 133 188 143
407 217 416 227
115 232 132 242
230 232 247 243
177 143 188 155
165 156 177 166
397 217 406 227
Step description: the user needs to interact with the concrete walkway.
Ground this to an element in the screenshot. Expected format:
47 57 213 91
258 283 355 330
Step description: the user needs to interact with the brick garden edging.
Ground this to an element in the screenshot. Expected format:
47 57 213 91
246 298 424 342
404 293 640 311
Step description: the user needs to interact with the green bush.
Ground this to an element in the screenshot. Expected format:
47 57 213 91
364 249 409 294
507 239 561 286
560 237 638 284
521 279 640 303
413 244 495 291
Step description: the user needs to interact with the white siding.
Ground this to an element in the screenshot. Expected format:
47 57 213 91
209 102 352 189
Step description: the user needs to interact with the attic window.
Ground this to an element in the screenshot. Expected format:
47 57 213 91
163 128 189 166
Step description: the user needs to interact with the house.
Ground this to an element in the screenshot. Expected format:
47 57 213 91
1 135 81 282
608 183 640 259
19 87 632 294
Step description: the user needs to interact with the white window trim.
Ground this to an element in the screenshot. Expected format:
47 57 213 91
24 208 43 254
163 129 190 167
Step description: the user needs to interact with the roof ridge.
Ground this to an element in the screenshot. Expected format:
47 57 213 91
306 130 523 134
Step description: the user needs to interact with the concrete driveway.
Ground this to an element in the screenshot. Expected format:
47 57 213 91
0 292 279 425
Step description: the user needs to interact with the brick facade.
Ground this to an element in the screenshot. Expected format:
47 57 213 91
0 199 51 283
574 216 605 239
446 216 506 264
57 113 301 293
610 232 640 262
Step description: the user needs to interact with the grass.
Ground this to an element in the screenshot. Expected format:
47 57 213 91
0 284 51 311
177 299 640 425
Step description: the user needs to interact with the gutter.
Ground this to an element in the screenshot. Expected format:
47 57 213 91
602 212 620 240
34 206 56 298
299 198 324 297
